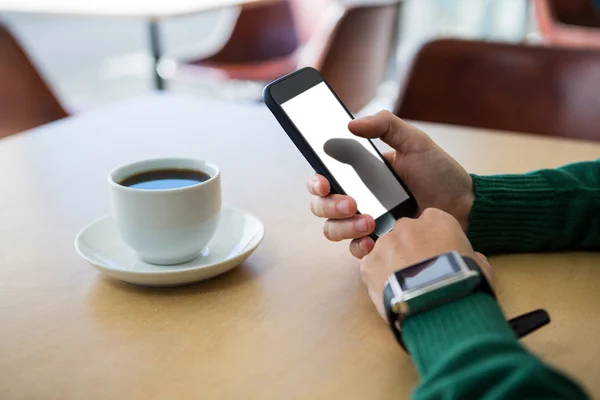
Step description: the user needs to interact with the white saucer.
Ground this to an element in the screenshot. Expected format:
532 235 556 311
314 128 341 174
75 206 264 287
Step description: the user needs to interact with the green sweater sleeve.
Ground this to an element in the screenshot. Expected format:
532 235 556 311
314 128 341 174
400 162 597 398
403 293 589 399
468 160 600 253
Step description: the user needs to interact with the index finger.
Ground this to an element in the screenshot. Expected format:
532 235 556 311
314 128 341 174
307 174 331 197
349 111 433 153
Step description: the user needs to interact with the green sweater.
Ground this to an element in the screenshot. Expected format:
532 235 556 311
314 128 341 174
403 160 600 399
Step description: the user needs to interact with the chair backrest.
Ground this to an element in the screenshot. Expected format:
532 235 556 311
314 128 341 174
548 0 600 27
395 39 600 141
203 0 299 63
316 2 402 112
288 0 335 44
0 24 67 139
534 0 600 48
203 0 339 64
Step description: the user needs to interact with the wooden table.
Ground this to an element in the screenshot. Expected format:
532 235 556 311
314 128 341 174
0 0 277 90
1 93 599 399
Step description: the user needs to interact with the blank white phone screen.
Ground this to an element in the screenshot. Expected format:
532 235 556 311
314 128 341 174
281 82 409 219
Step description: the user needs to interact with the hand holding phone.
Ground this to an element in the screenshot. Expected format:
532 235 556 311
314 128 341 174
264 67 418 239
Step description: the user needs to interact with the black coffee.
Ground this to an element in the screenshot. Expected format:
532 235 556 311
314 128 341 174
120 169 211 190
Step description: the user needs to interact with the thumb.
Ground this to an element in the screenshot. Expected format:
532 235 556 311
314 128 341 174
348 110 433 153
473 252 495 291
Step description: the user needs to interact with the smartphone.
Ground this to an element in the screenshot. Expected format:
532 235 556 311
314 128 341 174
263 67 418 238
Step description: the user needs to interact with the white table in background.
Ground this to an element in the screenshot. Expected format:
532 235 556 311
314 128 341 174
0 0 278 89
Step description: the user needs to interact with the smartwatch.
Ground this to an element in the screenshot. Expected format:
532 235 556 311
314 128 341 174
383 251 551 352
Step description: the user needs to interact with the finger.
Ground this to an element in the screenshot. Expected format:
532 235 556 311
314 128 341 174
348 110 432 152
310 195 357 219
349 236 375 259
306 174 331 197
323 215 375 242
473 252 495 289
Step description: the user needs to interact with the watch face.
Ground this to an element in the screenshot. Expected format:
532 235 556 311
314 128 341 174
397 253 462 291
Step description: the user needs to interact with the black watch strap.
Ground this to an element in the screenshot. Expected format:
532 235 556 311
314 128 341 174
384 255 551 352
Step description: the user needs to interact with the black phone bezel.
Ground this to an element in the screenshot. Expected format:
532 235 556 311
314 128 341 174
263 67 418 238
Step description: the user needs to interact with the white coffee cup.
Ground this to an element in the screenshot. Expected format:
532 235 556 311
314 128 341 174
109 158 221 265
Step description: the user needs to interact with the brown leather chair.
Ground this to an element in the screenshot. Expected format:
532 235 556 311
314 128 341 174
534 0 600 49
395 39 600 141
546 0 600 27
164 0 402 112
319 2 401 112
0 24 67 140
178 0 301 81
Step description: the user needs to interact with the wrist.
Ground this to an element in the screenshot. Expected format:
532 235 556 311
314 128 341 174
403 293 515 375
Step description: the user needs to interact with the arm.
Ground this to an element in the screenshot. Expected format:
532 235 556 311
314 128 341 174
358 209 589 400
468 160 600 253
404 293 589 399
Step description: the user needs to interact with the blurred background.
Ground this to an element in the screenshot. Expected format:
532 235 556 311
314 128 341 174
2 0 530 108
2 0 600 140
